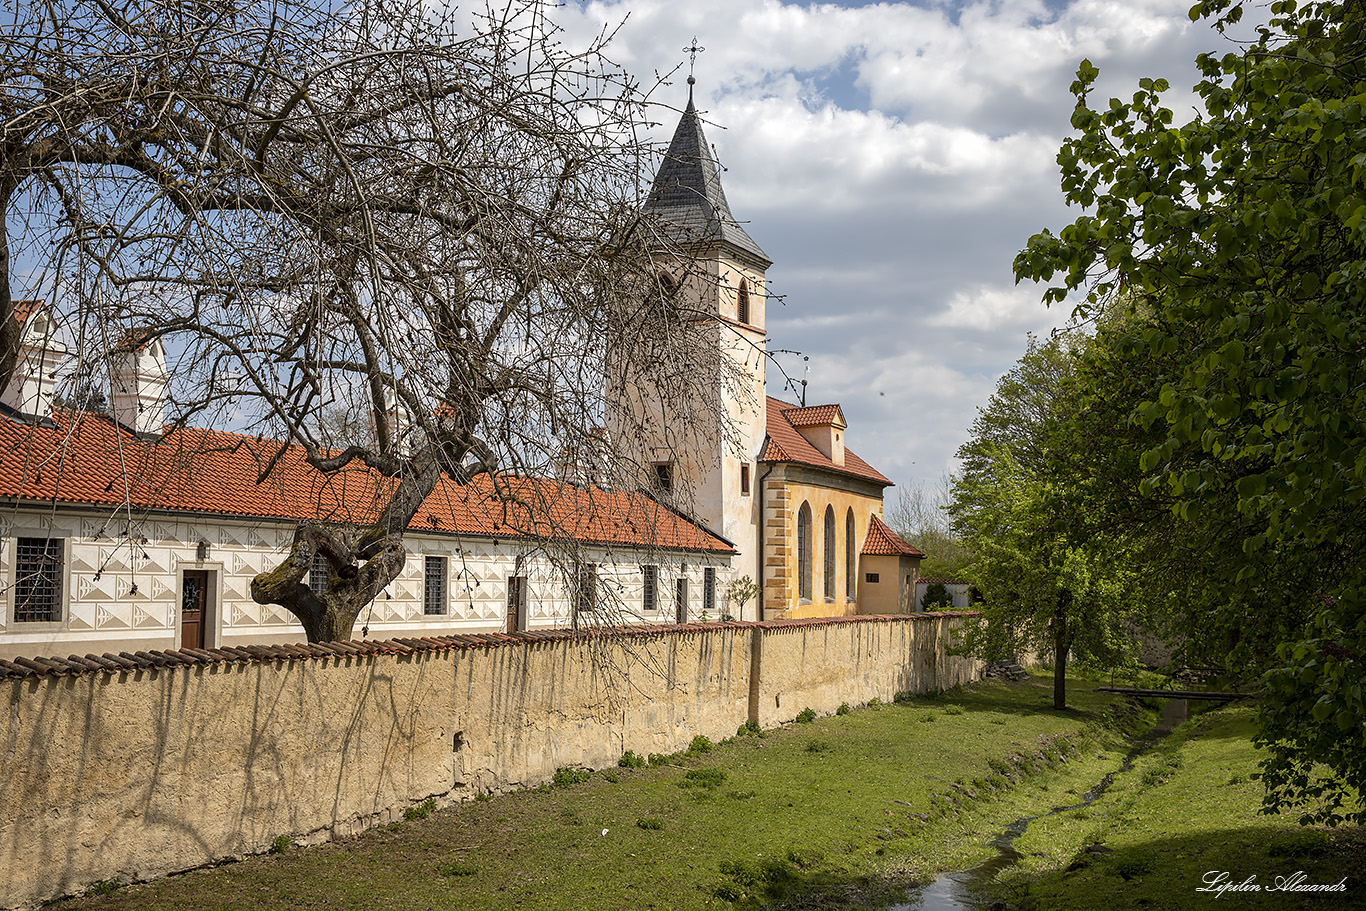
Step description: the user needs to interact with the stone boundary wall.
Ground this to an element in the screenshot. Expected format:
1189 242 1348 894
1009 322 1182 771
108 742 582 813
0 612 980 908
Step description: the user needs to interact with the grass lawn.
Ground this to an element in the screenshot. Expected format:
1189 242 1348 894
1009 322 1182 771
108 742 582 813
992 703 1366 910
58 673 1137 911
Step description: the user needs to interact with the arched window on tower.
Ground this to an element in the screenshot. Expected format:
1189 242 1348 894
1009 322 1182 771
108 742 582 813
846 509 856 600
823 505 836 601
737 279 751 324
797 502 812 602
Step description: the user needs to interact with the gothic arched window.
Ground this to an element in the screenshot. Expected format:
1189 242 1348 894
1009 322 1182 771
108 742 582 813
797 501 812 601
846 509 856 600
823 505 836 601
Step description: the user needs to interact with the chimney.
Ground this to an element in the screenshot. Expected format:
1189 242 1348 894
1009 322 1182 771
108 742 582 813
1 301 67 420
110 330 167 436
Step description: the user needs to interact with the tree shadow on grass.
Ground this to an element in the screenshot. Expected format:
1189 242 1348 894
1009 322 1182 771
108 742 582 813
992 824 1366 911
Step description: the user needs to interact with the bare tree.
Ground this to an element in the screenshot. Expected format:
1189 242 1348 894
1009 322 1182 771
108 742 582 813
886 473 973 578
2 0 733 641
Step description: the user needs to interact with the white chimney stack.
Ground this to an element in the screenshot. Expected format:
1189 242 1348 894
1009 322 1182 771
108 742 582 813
1 301 67 420
110 330 167 436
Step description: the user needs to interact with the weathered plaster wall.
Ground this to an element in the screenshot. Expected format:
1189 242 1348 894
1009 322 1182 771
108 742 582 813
753 613 979 726
0 613 979 909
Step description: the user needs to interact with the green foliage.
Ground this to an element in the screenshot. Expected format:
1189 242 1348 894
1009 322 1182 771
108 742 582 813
892 691 915 704
795 707 816 724
1015 0 1366 823
438 861 479 877
950 337 1142 711
551 768 592 788
724 576 761 616
688 735 714 754
736 719 763 737
805 740 833 754
680 768 726 789
921 581 952 611
635 817 664 830
835 702 851 716
84 880 121 896
403 799 435 821
618 750 646 769
943 704 964 716
647 753 670 767
269 835 291 854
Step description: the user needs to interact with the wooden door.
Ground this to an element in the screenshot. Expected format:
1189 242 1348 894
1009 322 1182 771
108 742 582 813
182 570 208 650
506 576 525 633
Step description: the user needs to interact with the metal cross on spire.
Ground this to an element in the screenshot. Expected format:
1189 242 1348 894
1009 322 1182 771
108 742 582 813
683 37 704 102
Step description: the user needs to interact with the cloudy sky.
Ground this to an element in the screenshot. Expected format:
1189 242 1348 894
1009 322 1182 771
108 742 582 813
555 0 1254 496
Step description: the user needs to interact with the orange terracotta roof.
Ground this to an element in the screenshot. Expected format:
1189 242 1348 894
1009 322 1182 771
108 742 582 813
783 404 845 427
760 397 892 486
861 515 923 557
11 300 42 328
0 411 733 554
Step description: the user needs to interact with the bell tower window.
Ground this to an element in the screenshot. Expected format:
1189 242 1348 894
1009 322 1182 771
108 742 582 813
737 279 751 324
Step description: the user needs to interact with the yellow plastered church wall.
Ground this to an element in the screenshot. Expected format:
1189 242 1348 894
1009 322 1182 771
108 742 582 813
761 464 886 619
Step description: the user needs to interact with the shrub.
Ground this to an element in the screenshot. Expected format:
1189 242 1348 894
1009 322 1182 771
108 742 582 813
404 798 435 821
647 753 670 767
601 770 619 783
835 702 851 716
943 704 964 716
680 768 727 789
921 581 952 610
796 707 816 724
689 735 714 754
921 712 937 722
867 697 883 708
737 719 763 737
269 834 291 854
475 791 493 802
552 767 592 788
893 691 915 704
619 750 646 769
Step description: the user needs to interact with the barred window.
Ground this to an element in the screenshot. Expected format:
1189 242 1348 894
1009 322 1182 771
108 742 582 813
643 565 658 612
15 537 62 622
703 567 716 614
424 556 447 615
309 553 329 595
573 563 598 618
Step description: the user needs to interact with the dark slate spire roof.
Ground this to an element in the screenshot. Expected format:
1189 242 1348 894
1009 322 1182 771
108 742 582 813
645 83 771 267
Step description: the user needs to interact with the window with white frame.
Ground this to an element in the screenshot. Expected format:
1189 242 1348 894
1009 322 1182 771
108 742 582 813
424 556 447 615
643 565 658 612
14 537 63 622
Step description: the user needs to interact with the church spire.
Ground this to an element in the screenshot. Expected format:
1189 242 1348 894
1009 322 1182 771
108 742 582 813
644 76 771 268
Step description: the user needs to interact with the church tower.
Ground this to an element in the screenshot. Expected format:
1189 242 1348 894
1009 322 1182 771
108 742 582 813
609 78 771 619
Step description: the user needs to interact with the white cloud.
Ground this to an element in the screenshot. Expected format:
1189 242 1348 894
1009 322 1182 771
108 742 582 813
550 0 1236 492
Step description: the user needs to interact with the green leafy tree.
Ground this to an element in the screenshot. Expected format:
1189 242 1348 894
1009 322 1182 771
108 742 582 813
952 337 1139 710
1015 0 1366 823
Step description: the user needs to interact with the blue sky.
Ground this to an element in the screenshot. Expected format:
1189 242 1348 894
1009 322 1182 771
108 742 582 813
559 0 1258 497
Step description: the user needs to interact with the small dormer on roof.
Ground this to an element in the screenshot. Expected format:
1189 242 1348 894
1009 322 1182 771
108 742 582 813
1 300 68 420
787 403 847 467
109 329 167 437
645 78 771 269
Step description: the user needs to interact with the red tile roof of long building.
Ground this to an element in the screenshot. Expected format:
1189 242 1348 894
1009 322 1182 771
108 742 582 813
0 410 733 554
861 515 923 557
760 397 892 486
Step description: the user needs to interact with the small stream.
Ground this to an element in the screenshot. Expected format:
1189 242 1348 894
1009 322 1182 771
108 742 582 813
891 699 1188 911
